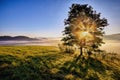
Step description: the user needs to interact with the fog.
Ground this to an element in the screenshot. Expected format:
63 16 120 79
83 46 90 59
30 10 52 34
0 39 119 54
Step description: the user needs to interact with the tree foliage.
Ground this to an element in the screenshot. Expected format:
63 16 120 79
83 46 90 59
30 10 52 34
62 4 108 56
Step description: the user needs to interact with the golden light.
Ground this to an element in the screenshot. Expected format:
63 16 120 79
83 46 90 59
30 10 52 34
75 31 94 46
74 31 93 40
71 15 97 45
81 31 89 38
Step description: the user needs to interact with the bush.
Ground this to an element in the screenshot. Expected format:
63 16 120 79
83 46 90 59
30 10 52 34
58 44 76 54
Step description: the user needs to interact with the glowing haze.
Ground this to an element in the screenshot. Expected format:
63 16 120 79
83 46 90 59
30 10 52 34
71 15 96 42
0 0 120 37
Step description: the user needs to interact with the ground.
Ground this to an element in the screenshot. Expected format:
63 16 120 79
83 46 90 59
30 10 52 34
0 46 120 80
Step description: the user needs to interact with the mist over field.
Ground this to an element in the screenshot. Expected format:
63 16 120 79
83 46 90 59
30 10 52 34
0 37 60 46
101 40 120 54
101 34 120 54
0 34 120 54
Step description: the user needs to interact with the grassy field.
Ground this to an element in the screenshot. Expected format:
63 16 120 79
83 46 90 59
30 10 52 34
0 46 120 80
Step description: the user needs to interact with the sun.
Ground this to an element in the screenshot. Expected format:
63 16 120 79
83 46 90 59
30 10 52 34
81 31 89 38
74 31 93 40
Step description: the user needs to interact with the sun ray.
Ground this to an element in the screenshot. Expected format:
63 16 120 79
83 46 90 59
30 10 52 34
70 15 97 46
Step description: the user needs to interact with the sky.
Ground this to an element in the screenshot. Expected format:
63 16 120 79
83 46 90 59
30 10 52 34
0 0 120 37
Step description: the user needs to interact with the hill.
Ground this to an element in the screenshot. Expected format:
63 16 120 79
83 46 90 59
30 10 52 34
0 36 38 41
104 33 120 40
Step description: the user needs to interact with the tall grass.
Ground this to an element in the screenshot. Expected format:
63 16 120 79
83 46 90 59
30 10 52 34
0 46 120 80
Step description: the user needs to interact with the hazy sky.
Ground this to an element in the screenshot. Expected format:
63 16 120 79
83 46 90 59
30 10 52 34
0 0 120 37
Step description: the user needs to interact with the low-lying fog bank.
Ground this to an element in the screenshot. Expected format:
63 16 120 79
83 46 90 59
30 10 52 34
0 38 119 54
100 40 120 54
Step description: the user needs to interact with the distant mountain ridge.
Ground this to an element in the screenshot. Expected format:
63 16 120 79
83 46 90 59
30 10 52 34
0 36 38 41
0 33 120 41
104 33 120 40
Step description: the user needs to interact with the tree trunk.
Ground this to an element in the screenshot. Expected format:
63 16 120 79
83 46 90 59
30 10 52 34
75 46 83 62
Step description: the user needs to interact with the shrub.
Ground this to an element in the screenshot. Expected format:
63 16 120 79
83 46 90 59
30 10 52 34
58 44 76 54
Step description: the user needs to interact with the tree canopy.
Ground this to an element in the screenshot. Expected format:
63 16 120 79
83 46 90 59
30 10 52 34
62 4 108 57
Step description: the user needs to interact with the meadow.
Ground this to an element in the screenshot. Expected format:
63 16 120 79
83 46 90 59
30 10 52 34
0 46 120 80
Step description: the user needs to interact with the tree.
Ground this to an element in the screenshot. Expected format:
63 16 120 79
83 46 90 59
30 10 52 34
62 4 108 61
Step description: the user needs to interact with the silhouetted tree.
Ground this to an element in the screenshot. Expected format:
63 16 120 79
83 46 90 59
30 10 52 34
62 4 108 61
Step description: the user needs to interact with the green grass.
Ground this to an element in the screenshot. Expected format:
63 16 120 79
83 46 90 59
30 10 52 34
0 46 120 80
